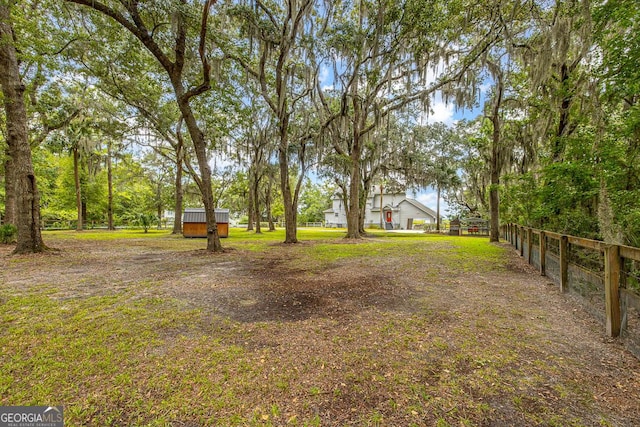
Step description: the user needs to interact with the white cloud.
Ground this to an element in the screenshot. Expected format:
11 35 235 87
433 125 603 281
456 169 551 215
421 96 456 125
417 58 458 125
319 65 335 91
416 188 450 216
209 152 235 172
479 82 492 93
416 191 437 207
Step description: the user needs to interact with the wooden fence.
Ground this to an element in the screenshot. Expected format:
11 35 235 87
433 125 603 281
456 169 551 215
502 224 640 357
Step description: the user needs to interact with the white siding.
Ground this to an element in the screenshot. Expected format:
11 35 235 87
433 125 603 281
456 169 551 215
325 192 437 229
397 203 435 230
324 198 348 227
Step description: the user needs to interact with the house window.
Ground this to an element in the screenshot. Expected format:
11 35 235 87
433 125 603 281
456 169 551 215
335 213 339 217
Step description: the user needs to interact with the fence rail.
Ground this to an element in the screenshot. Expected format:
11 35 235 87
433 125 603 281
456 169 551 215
502 224 640 358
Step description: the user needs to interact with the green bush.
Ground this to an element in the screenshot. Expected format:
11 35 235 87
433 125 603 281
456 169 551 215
136 213 158 233
0 224 17 244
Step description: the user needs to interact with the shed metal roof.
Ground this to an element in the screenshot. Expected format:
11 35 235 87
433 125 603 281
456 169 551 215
183 208 230 223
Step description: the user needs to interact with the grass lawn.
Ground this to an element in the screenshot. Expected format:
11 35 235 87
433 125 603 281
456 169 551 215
1 228 638 426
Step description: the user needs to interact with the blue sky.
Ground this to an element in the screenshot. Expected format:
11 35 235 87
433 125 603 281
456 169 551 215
406 92 485 218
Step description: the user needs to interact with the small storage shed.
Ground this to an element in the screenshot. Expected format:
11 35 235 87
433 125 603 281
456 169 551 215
182 208 230 238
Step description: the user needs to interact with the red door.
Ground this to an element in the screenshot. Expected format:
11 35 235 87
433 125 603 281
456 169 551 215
385 211 392 222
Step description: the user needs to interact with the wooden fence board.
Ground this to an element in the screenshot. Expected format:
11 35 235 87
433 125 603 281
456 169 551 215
605 245 622 337
620 245 640 262
560 235 569 293
568 236 604 252
540 231 546 277
528 228 533 264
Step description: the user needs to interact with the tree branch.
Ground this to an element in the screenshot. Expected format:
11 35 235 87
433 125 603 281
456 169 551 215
31 108 80 147
183 0 216 101
177 117 203 189
66 0 174 73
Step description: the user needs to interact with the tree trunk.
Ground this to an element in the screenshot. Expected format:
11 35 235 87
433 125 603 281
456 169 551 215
279 146 298 243
3 154 16 225
0 5 46 253
253 176 262 234
172 143 183 234
248 166 261 233
346 155 361 238
346 101 362 239
358 183 367 235
73 146 83 231
278 114 298 242
553 64 571 162
379 185 384 229
489 166 500 242
357 175 372 235
488 65 504 243
265 178 275 231
246 190 254 231
436 185 441 232
107 140 114 230
178 99 222 252
156 182 163 229
489 121 501 242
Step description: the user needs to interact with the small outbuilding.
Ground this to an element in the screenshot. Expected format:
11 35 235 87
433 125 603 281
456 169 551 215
182 208 230 238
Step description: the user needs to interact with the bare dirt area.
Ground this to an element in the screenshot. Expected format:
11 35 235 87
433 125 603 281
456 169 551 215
1 234 639 426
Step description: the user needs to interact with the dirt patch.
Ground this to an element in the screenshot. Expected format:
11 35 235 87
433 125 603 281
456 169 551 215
175 267 413 323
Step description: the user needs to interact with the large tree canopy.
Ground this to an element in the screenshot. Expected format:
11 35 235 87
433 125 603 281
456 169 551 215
1 0 639 249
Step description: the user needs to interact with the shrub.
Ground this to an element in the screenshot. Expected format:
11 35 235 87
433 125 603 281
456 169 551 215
136 213 158 233
0 224 17 244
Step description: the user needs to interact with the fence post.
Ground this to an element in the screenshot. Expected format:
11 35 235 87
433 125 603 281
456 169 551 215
527 228 533 264
560 235 568 292
604 244 621 337
520 226 525 257
539 231 546 277
620 256 628 331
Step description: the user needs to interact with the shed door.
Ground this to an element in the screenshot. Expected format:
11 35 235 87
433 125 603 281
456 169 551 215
385 211 392 223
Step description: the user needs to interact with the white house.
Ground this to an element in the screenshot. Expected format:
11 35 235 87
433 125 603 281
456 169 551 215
323 185 438 230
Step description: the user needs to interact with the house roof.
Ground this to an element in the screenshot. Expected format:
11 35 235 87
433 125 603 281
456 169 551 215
398 198 438 219
323 208 335 214
183 208 230 223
